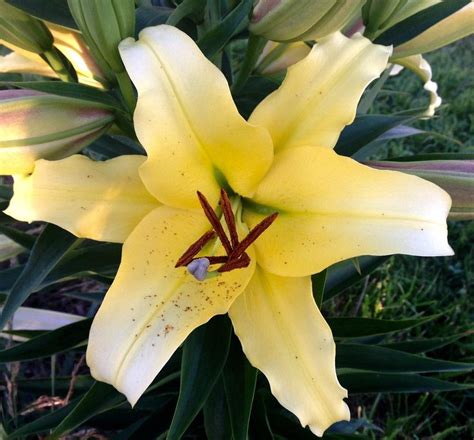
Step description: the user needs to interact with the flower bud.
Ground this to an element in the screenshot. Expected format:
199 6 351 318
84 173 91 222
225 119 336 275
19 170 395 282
393 2 474 58
250 0 365 42
367 159 474 220
0 89 115 175
67 0 135 73
362 0 439 39
256 41 311 75
0 22 109 87
0 0 54 53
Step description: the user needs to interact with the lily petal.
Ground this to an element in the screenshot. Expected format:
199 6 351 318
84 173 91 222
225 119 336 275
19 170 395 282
119 25 273 209
5 155 158 243
391 54 441 117
229 267 349 437
244 146 453 277
249 32 391 153
87 206 255 405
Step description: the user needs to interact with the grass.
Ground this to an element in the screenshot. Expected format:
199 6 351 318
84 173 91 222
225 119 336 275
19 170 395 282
323 37 474 438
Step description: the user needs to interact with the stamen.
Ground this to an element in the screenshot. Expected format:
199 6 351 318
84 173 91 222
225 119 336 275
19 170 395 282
218 253 251 273
175 230 216 267
220 188 239 248
197 191 233 255
187 258 211 281
229 212 279 259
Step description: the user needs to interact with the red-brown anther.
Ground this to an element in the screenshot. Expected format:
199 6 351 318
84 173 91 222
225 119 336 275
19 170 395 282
192 255 228 265
197 191 233 255
218 252 251 273
175 229 216 267
220 188 239 248
229 212 279 260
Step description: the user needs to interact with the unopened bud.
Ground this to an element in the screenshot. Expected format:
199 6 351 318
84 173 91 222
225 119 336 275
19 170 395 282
256 41 311 75
0 90 115 175
68 0 135 73
368 159 474 220
250 0 365 42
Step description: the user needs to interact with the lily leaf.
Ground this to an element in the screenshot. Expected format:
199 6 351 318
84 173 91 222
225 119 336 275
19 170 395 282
336 344 473 373
339 371 473 394
381 334 467 354
5 0 76 28
223 336 257 440
203 376 232 440
167 315 232 440
327 315 439 338
0 224 79 329
0 318 91 362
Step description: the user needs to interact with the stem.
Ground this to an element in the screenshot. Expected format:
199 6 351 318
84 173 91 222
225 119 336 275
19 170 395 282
42 48 77 83
231 34 266 95
116 70 136 113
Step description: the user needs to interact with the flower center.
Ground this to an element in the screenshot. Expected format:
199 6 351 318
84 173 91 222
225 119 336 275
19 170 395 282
175 189 278 280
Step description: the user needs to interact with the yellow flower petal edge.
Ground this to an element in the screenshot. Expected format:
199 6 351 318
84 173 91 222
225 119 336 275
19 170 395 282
392 54 441 117
229 268 349 437
244 146 453 277
393 2 474 58
5 155 159 243
119 25 273 209
87 206 255 405
249 32 392 153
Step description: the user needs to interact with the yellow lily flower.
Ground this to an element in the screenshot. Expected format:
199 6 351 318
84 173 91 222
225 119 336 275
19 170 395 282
0 23 107 87
5 26 453 436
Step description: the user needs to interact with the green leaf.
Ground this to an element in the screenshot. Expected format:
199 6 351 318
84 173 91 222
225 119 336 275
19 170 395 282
374 0 471 47
339 371 473 394
335 114 418 158
327 315 439 338
5 0 77 28
203 377 232 440
336 344 473 373
197 0 253 59
166 0 205 26
381 334 467 354
0 319 91 362
3 81 124 111
0 184 13 201
388 153 474 162
0 225 79 329
0 243 121 294
167 315 232 440
16 375 94 394
0 225 35 250
85 134 145 160
223 336 257 440
136 5 173 32
47 382 124 440
234 75 280 119
321 256 390 302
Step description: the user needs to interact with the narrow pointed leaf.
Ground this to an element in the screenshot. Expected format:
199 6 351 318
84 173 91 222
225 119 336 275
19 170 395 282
382 334 467 354
339 371 473 394
197 0 253 59
5 0 76 28
0 225 35 249
47 382 124 440
0 319 91 362
336 344 473 373
321 256 390 302
204 376 232 440
223 336 257 440
327 315 439 338
0 225 79 329
167 315 232 440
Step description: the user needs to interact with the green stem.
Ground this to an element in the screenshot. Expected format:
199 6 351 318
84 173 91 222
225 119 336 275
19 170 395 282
231 34 266 95
116 70 136 113
42 47 77 83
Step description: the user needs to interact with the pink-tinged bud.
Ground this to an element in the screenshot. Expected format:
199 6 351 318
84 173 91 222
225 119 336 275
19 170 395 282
0 89 114 175
250 0 365 42
256 41 311 75
368 159 474 220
